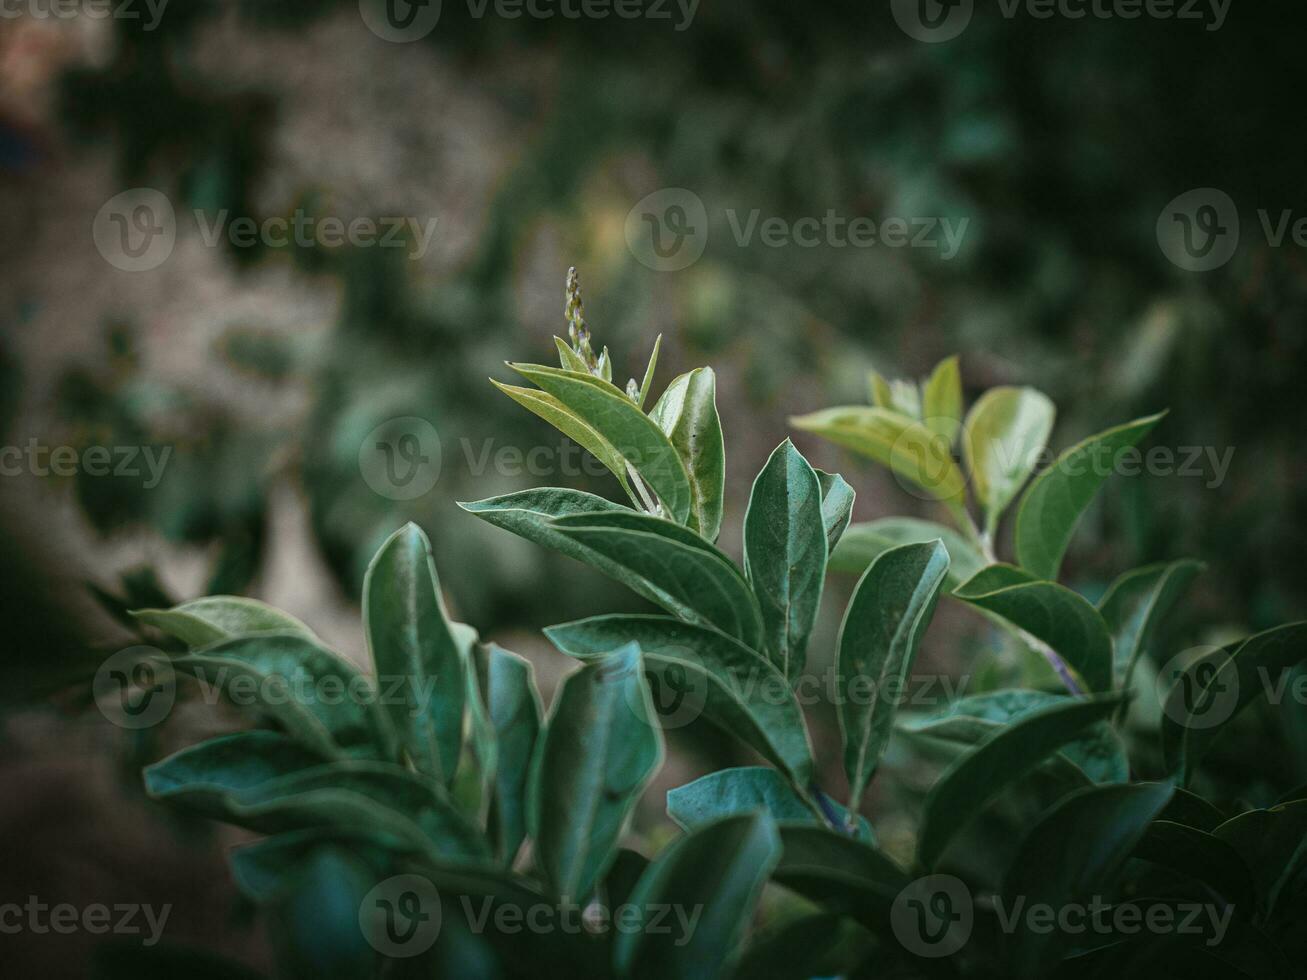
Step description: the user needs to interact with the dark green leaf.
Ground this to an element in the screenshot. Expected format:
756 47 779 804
814 468 855 552
770 825 909 929
1214 801 1307 917
1099 560 1204 688
479 642 541 865
743 440 827 680
732 912 870 980
1134 820 1255 910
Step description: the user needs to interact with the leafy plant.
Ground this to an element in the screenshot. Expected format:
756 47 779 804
132 280 1307 978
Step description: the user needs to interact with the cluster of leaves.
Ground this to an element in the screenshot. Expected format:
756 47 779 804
134 297 1307 977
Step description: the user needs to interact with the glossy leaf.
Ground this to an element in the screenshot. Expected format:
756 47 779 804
791 406 967 504
613 813 780 980
512 363 693 523
1014 412 1167 580
838 540 950 814
962 386 1055 532
667 767 872 841
362 523 465 785
814 468 855 552
922 355 963 446
743 440 828 679
544 614 813 788
648 367 726 541
1003 782 1174 978
954 566 1114 693
528 644 663 903
831 517 984 590
550 516 764 649
133 596 317 648
1099 559 1204 688
1161 622 1307 783
917 694 1123 868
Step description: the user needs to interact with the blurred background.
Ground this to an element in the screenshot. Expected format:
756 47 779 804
2 0 1306 974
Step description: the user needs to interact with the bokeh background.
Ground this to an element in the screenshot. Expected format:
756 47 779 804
2 0 1306 974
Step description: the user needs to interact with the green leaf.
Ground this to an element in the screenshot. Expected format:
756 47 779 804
1003 782 1174 979
1214 800 1307 917
636 334 662 410
962 386 1055 533
916 694 1123 868
1161 622 1307 783
544 615 814 788
831 517 984 590
175 633 386 758
613 813 780 980
133 596 317 648
838 540 950 813
900 689 1129 783
814 468 855 552
1014 411 1167 580
458 630 497 827
743 440 828 680
770 825 909 929
953 566 1114 693
922 355 963 446
790 406 967 504
554 336 591 374
479 642 541 865
667 767 872 841
528 644 663 903
1134 820 1256 911
362 523 465 786
267 847 378 980
230 828 391 904
733 913 871 980
550 515 764 649
491 380 635 501
648 367 726 541
867 368 893 409
1099 559 1204 689
511 363 692 524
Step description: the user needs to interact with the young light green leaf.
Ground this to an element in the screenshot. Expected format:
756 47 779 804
868 369 894 409
962 386 1055 533
479 642 541 865
831 518 984 590
550 517 764 649
1004 783 1174 979
916 694 1123 868
667 768 872 841
648 367 725 541
544 614 814 788
743 440 828 680
814 468 855 552
636 334 662 410
1014 411 1167 580
922 355 963 446
838 541 950 814
133 596 317 648
490 380 635 501
554 336 591 374
953 566 1114 693
613 813 780 980
1098 559 1204 689
1160 622 1307 784
512 363 693 524
362 522 465 786
528 644 663 904
790 407 967 505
